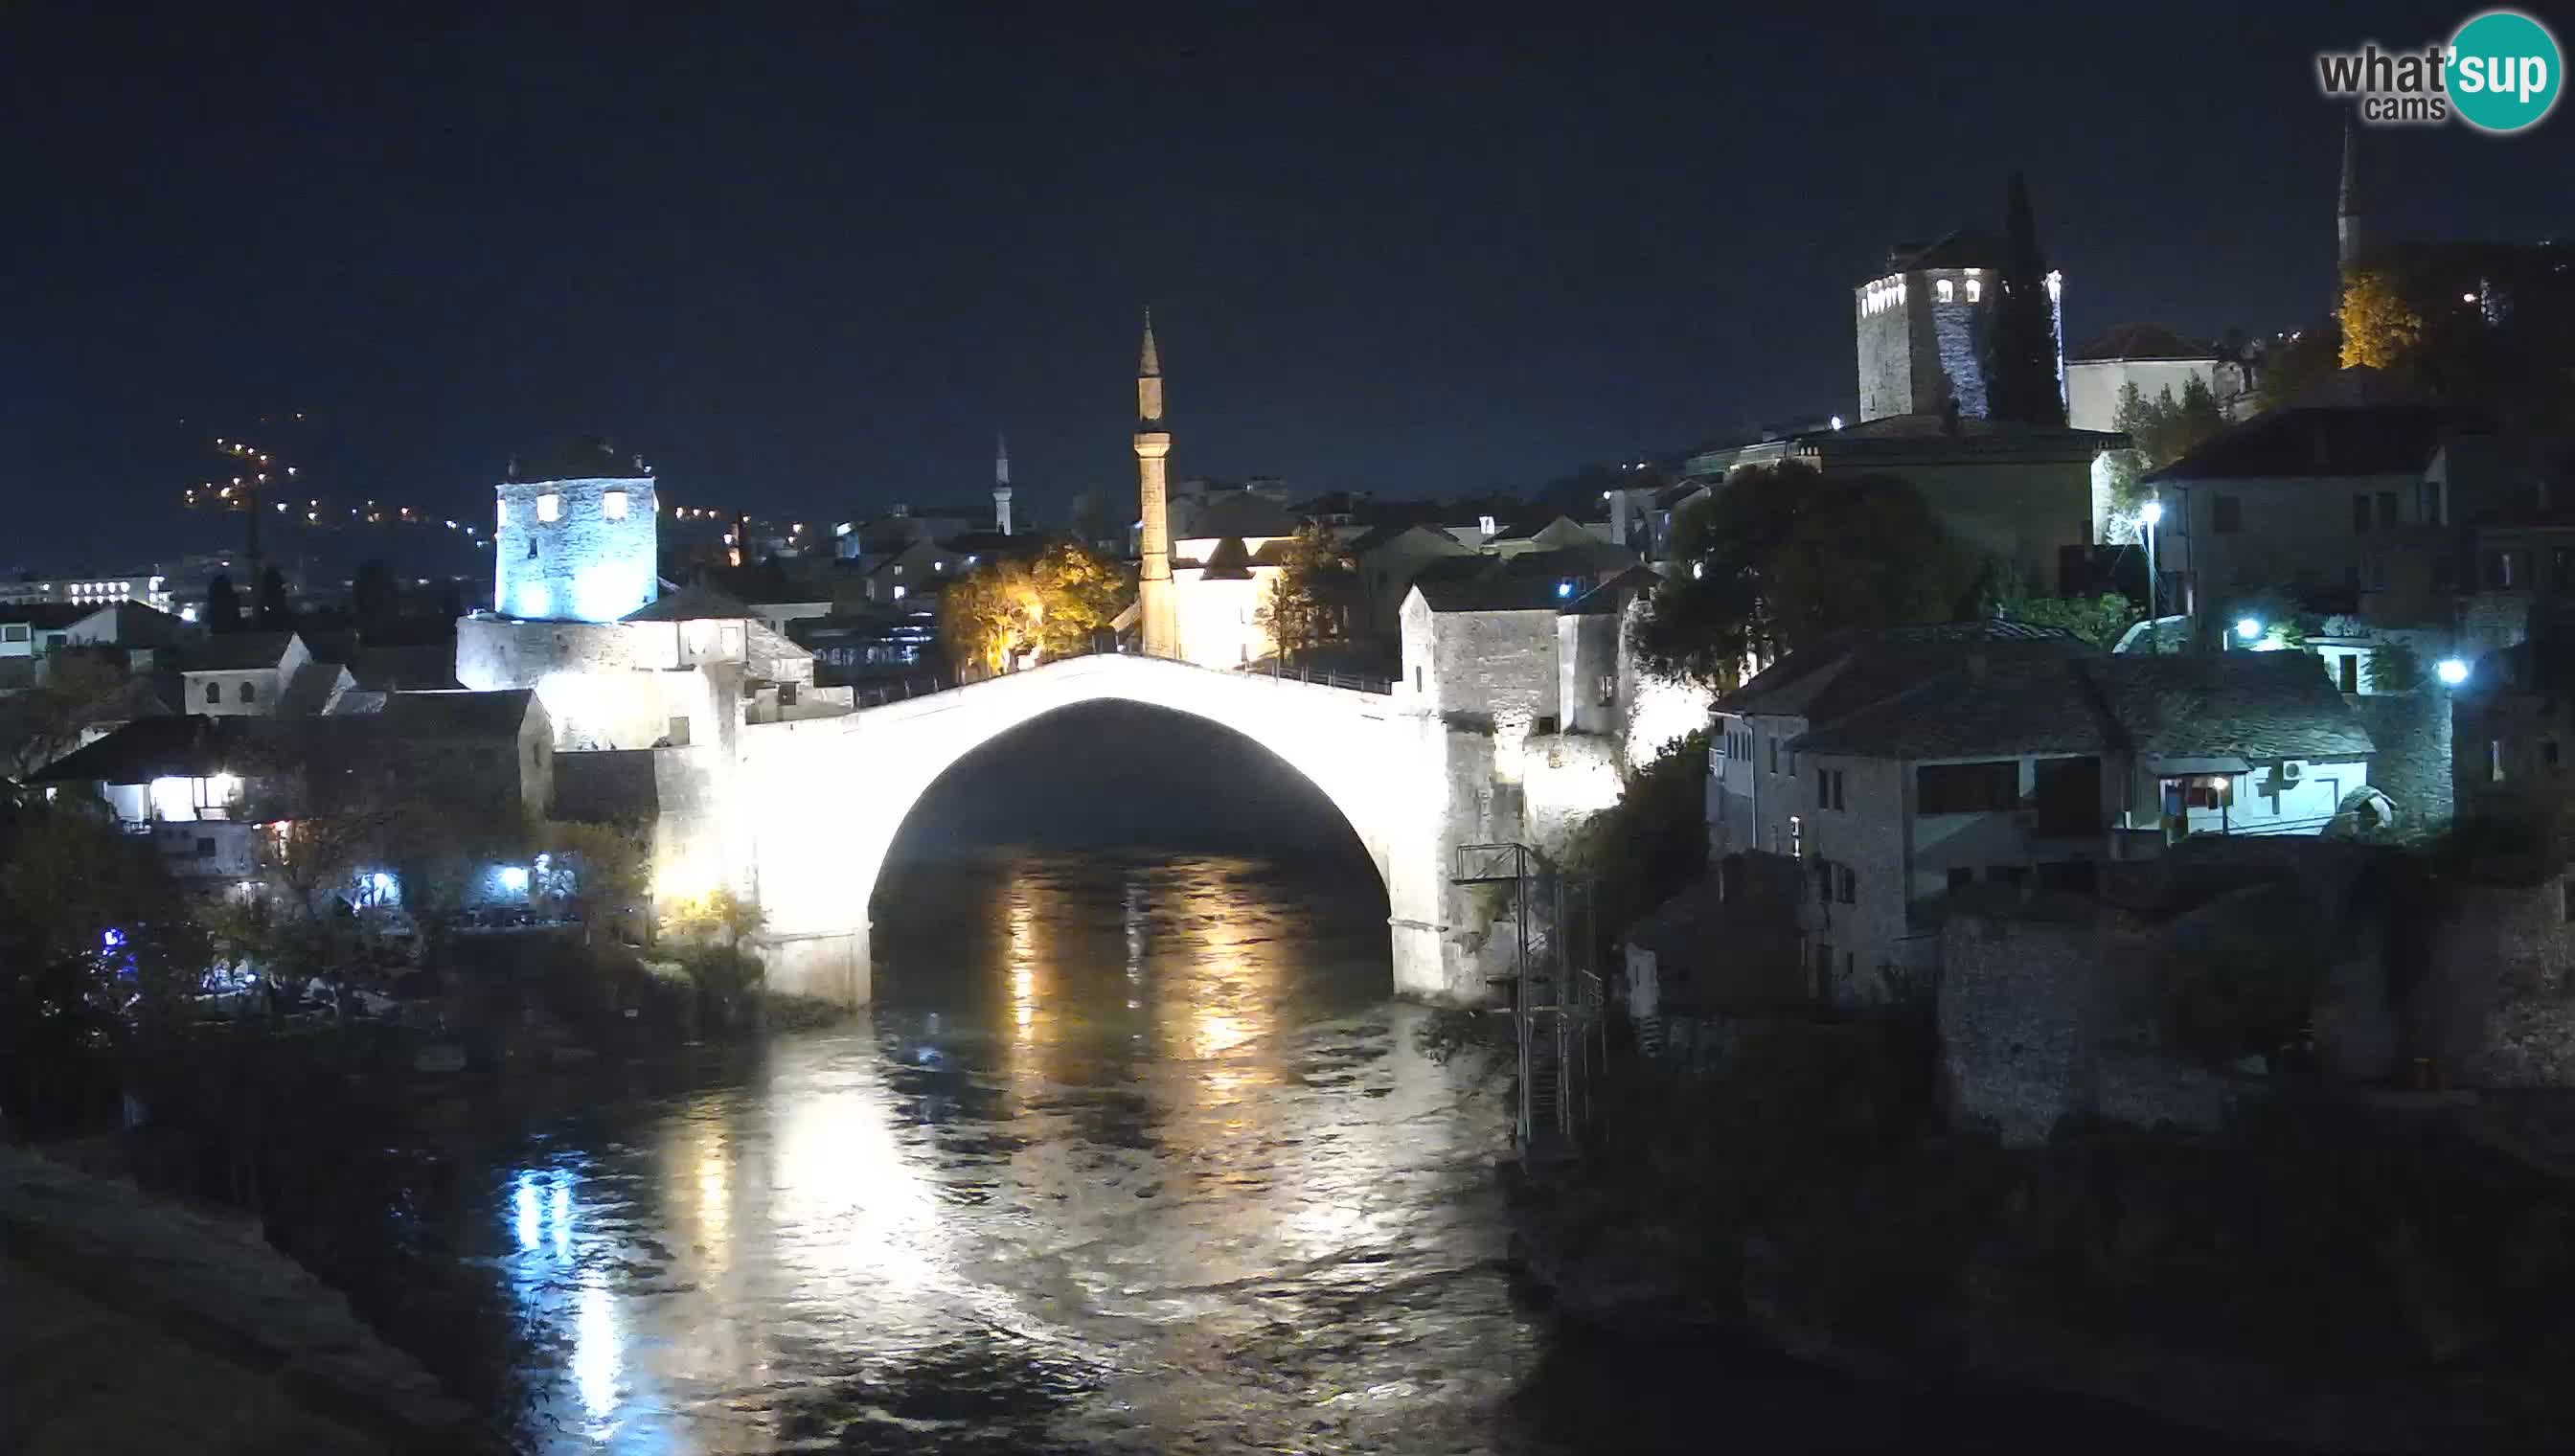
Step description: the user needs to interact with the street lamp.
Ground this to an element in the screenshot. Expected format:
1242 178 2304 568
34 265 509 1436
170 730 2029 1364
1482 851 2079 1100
2236 617 2264 645
2436 657 2470 686
2140 499 2163 654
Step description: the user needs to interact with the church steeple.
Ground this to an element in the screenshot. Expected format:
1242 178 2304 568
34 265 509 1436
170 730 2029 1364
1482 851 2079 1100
992 430 1014 536
2337 118 2364 270
1132 308 1179 659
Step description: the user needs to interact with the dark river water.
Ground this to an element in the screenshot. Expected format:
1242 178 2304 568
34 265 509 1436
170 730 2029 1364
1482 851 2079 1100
324 847 2225 1454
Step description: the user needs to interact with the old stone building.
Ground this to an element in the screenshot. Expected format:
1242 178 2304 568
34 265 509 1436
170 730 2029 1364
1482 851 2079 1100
1854 232 2062 423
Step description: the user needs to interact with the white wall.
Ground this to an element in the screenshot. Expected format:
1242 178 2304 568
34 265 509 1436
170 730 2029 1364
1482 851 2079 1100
2065 357 2221 434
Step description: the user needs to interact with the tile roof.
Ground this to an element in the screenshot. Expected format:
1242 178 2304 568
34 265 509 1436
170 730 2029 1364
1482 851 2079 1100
178 631 299 672
373 689 539 739
1720 622 2089 721
1185 490 1299 539
2083 651 2374 762
1784 647 2375 764
1410 547 1625 613
2144 403 2488 483
0 603 88 630
273 660 351 717
34 714 294 785
623 584 752 622
1564 565 1668 617
2072 324 2219 362
1789 656 2118 759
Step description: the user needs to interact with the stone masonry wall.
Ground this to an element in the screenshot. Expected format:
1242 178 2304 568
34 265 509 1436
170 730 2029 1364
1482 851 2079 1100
1938 910 2100 1147
2353 689 2453 829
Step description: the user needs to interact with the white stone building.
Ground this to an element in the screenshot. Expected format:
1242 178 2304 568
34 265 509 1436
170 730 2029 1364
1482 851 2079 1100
1711 626 2376 1002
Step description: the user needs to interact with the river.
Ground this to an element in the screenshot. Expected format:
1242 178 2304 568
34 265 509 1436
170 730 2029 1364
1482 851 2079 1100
287 844 2223 1454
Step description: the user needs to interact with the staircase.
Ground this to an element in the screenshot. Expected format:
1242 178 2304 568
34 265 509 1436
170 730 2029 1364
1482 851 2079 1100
1456 843 1602 1158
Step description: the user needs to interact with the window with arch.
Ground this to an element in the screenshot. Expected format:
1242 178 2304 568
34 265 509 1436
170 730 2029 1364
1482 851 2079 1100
239 680 257 705
205 680 222 704
1966 278 1983 303
1936 278 1954 303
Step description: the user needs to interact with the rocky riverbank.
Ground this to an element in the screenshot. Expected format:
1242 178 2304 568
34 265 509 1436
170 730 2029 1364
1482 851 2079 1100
1509 1062 2575 1453
0 1146 500 1455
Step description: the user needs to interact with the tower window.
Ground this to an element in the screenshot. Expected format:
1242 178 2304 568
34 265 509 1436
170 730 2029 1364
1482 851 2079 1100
1966 279 1982 303
1936 279 1955 303
602 489 628 520
536 492 562 522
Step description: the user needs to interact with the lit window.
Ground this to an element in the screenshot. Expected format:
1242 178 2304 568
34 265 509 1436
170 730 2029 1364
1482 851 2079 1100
602 489 628 520
536 492 561 522
892 584 907 601
1966 278 1982 303
1936 279 1954 303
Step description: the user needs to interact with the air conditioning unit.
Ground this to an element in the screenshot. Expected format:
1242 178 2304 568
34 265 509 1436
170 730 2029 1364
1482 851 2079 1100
2279 761 2303 785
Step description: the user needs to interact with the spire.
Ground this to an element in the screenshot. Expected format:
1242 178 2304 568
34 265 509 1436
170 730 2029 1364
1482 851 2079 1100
994 430 1010 488
1136 307 1167 426
1139 307 1161 379
2337 118 2363 269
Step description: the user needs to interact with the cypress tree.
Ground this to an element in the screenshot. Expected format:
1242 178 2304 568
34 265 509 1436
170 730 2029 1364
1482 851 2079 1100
1984 172 2065 427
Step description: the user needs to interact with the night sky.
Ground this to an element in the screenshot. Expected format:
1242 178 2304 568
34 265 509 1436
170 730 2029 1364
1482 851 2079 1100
7 2 2570 570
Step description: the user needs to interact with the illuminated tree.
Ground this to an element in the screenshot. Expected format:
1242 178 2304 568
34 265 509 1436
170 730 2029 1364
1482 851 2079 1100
1636 463 1976 689
542 819 651 944
1254 522 1356 666
938 540 1129 675
2112 375 2228 472
2339 268 2424 371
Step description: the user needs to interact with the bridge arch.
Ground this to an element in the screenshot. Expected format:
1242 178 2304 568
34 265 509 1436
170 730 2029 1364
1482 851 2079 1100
730 655 1462 1008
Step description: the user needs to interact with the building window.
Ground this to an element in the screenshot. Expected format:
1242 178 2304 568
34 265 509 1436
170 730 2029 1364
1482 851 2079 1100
603 489 629 520
2377 491 2398 529
2162 775 2233 811
205 680 221 704
2353 493 2372 533
892 584 907 601
1788 814 1803 858
1816 767 1845 810
1814 942 1833 980
1965 278 1982 303
2212 495 2242 534
195 837 216 857
1835 863 1856 904
1768 739 1778 775
536 492 561 522
2339 653 2359 694
1936 278 1954 303
239 681 256 705
1916 761 2018 815
2492 739 2506 784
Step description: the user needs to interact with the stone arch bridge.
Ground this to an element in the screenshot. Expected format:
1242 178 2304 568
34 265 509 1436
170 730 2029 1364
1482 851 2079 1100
725 653 1515 1006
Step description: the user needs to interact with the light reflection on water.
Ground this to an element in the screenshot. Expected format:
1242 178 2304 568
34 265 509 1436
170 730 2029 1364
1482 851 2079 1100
490 852 1519 1453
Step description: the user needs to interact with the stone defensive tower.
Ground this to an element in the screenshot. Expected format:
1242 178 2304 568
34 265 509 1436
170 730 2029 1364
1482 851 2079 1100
492 437 658 624
1853 233 2062 423
1133 309 1180 658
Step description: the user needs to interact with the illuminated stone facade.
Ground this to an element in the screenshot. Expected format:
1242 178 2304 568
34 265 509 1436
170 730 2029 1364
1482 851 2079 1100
493 474 659 625
1854 237 2063 423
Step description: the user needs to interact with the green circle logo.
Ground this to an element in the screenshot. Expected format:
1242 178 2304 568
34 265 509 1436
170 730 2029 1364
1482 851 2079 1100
2450 10 2562 132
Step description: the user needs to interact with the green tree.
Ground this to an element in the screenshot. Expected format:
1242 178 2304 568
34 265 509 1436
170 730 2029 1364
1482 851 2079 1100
0 801 211 1127
205 573 241 633
0 651 131 780
1561 732 1710 955
2112 376 2229 472
351 557 397 636
1254 522 1356 666
2255 321 2344 414
2364 639 2425 693
542 819 652 944
1997 591 2142 650
255 566 290 628
1983 172 2066 427
1636 462 1977 689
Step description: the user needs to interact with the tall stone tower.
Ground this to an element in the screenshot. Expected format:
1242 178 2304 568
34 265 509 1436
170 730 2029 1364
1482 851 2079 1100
1133 308 1181 659
2336 118 2365 271
992 431 1014 535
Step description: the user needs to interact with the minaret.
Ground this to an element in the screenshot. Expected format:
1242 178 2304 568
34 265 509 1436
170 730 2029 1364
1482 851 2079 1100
2336 118 2364 271
992 431 1014 536
1133 308 1181 659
